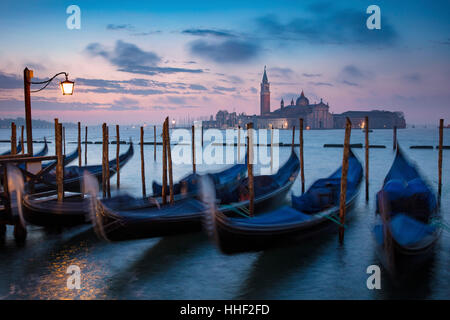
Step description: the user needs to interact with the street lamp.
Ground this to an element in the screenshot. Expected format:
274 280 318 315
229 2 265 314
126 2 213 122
172 119 176 128
23 67 75 155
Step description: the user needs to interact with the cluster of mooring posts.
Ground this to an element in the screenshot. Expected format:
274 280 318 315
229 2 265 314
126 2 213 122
0 117 446 243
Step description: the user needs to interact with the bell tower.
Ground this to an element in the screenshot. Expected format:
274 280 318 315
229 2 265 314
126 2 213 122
260 66 270 115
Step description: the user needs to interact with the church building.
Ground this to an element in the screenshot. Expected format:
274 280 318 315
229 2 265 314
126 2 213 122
256 67 334 129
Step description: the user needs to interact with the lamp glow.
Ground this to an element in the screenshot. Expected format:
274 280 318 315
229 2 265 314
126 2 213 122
60 75 75 95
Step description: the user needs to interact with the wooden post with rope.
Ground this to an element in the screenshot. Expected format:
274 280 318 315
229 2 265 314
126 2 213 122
11 123 16 155
299 118 305 194
365 116 369 201
140 126 146 198
192 125 196 173
247 122 254 217
339 117 352 244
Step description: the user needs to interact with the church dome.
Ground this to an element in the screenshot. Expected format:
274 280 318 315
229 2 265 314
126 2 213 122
296 90 309 106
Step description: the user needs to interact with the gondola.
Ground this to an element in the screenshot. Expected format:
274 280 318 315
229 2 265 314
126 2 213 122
22 143 134 227
372 147 441 278
152 158 247 200
205 150 363 254
33 142 134 193
87 151 300 241
0 142 22 156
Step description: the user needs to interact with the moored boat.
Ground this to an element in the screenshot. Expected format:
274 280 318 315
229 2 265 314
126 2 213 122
372 147 441 278
87 151 300 241
204 150 363 254
22 144 134 227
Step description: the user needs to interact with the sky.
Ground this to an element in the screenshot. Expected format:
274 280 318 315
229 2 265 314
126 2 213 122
0 0 449 125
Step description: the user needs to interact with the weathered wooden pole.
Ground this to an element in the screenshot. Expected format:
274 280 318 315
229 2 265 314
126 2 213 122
102 123 107 198
11 122 17 155
237 125 241 161
55 121 64 202
140 126 146 198
116 124 120 190
299 118 305 194
154 125 157 161
63 126 66 155
438 119 444 197
339 117 352 244
54 118 59 155
291 125 295 151
201 125 204 148
77 122 81 166
247 122 254 217
393 126 397 150
24 68 33 156
20 126 24 154
106 126 111 198
365 116 369 201
165 118 174 204
191 125 196 173
270 124 273 172
162 120 168 205
84 126 88 165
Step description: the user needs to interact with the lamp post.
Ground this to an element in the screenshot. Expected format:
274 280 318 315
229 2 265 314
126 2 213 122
23 67 74 155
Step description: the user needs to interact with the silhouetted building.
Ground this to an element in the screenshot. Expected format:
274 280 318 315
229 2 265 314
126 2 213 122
333 110 406 129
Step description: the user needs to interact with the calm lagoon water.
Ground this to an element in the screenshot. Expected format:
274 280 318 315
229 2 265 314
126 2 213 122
0 127 448 299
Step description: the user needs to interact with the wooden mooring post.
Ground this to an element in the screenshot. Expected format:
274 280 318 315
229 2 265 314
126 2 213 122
291 125 295 151
339 117 352 244
270 124 273 172
201 125 204 148
102 124 107 198
20 126 24 154
140 126 146 198
237 125 241 162
393 126 397 150
106 126 111 198
154 125 157 161
365 116 369 201
247 122 254 217
192 125 196 173
11 122 17 155
165 118 174 204
162 120 168 205
63 126 66 155
55 121 64 202
299 118 305 194
438 119 444 197
84 126 88 165
116 124 120 190
77 122 81 167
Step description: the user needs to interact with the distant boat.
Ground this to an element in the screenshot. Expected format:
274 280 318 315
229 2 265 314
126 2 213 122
362 128 373 133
